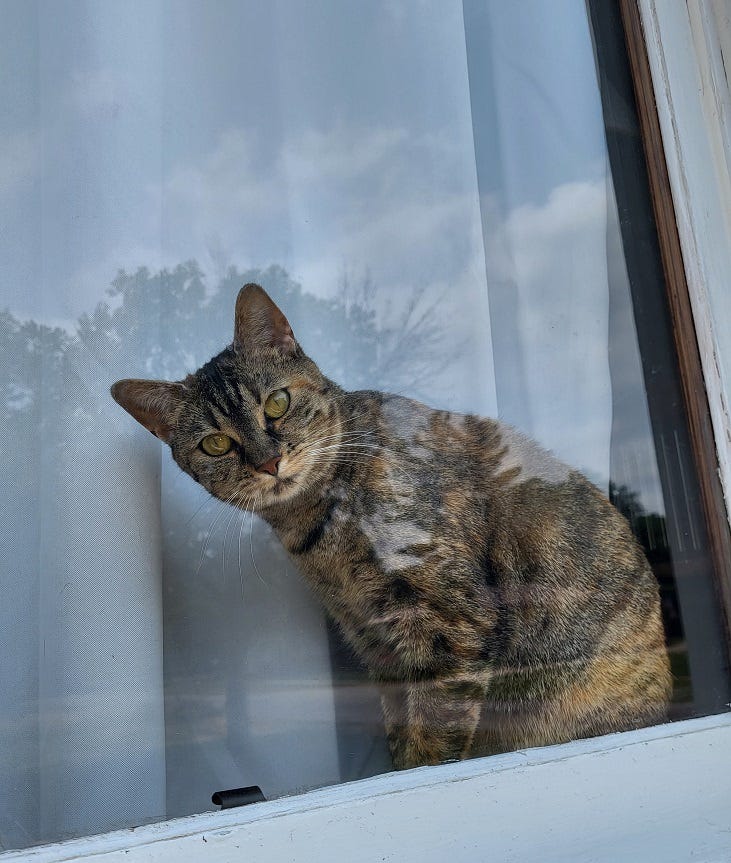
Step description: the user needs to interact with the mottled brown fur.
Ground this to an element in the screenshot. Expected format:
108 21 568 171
112 284 671 769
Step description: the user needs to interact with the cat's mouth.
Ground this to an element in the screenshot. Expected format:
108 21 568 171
252 458 301 500
268 474 296 493
252 441 337 503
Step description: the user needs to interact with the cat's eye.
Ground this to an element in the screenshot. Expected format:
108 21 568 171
264 389 290 419
200 433 233 456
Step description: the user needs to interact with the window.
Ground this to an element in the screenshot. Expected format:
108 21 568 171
1 0 729 854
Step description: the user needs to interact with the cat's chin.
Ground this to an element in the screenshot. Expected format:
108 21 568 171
217 470 306 513
249 472 305 507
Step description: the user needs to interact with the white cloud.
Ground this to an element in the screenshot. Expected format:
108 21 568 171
481 178 613 483
164 130 281 227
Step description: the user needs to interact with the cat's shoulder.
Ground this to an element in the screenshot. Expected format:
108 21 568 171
489 421 574 487
352 390 575 488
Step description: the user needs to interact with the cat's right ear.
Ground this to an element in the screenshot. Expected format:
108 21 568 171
110 379 186 444
234 283 297 356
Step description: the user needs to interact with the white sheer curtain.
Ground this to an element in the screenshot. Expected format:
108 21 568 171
0 0 617 850
464 0 613 487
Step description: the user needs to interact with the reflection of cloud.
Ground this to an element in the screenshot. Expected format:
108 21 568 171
282 126 409 184
154 124 485 302
482 179 612 483
129 127 482 293
504 181 606 283
0 129 39 198
164 130 281 229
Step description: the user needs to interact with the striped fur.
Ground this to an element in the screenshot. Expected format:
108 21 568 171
112 284 672 769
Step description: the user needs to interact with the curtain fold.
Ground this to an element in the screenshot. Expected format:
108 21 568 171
464 0 613 488
38 418 167 842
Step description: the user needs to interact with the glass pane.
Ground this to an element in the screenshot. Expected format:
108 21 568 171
1 0 728 852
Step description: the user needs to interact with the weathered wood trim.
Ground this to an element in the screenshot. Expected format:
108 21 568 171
619 0 731 652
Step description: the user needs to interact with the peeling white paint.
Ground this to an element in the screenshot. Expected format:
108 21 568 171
640 0 731 522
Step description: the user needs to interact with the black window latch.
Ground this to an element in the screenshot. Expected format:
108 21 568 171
211 785 266 809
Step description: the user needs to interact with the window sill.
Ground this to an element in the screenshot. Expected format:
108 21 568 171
5 712 731 863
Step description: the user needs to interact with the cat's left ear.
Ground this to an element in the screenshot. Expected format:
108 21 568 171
233 283 297 356
110 379 187 444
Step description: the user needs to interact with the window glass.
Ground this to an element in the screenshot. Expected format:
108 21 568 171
1 0 728 851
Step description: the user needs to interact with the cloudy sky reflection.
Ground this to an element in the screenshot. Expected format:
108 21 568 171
0 1 676 845
0 0 664 499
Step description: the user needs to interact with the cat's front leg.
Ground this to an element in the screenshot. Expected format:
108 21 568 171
380 673 489 770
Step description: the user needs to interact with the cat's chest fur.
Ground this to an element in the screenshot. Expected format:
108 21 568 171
268 399 511 680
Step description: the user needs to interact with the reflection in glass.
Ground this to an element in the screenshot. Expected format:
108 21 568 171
0 0 728 852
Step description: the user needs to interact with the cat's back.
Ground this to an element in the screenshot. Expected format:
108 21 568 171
370 391 586 507
373 393 661 603
371 391 668 652
369 393 671 742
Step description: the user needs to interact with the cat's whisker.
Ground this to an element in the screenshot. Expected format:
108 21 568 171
249 491 268 587
308 429 376 447
221 494 245 584
302 446 415 486
303 444 379 458
300 439 376 459
195 490 240 578
304 453 380 465
337 404 388 426
237 491 254 600
184 489 217 527
308 443 382 452
300 451 374 466
304 446 382 460
313 454 377 465
298 456 375 481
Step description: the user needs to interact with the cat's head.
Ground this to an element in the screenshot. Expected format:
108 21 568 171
111 284 341 508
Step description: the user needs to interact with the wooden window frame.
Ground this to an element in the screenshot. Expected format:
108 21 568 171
619 0 731 660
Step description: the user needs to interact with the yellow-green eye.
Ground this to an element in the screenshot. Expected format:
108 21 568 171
264 389 290 419
200 433 233 456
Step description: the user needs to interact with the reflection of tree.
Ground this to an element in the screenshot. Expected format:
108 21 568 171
609 481 668 554
336 270 449 393
609 481 682 642
1 261 452 694
1 310 73 426
3 260 450 420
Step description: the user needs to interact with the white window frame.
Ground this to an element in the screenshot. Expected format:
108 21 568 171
4 2 731 860
639 0 731 519
3 714 730 863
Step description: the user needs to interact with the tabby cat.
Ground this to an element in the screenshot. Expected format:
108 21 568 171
112 284 671 769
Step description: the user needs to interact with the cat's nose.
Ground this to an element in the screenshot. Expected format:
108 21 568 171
255 455 282 476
